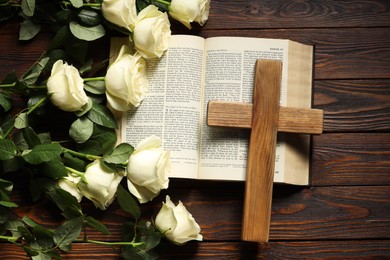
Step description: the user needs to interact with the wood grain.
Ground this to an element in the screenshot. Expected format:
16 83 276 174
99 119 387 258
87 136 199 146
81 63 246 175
311 133 390 186
207 101 324 134
1 1 390 258
242 60 281 242
6 167 389 242
2 28 390 80
199 28 390 79
1 238 390 259
315 79 390 132
0 26 110 78
205 0 390 29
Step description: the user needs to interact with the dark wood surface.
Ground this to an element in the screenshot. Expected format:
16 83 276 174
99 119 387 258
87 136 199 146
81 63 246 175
1 0 389 258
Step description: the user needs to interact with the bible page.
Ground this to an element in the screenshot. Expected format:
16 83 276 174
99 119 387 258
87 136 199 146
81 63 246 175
119 35 205 179
198 37 291 181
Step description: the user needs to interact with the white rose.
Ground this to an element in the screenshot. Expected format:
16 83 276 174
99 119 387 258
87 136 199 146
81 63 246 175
79 160 125 210
194 0 210 26
133 5 171 59
58 175 83 202
169 0 199 29
155 195 203 245
126 136 170 203
105 45 148 110
101 0 137 31
169 0 210 29
47 60 90 112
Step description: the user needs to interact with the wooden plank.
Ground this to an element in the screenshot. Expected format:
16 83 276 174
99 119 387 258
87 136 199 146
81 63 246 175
262 240 390 259
315 79 390 132
204 0 390 29
0 29 110 78
1 27 389 80
0 34 51 77
200 28 390 79
207 79 389 133
241 60 281 242
207 101 324 134
8 182 390 241
1 240 390 259
311 133 390 186
2 0 390 31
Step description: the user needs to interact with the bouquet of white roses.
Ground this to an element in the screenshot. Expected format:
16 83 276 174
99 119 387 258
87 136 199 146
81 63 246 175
0 0 210 258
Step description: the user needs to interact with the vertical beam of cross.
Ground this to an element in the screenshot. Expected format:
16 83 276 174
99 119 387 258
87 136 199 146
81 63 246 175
207 59 323 242
241 60 281 242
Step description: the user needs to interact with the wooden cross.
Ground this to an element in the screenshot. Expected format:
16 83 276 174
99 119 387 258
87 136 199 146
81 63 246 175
206 60 324 242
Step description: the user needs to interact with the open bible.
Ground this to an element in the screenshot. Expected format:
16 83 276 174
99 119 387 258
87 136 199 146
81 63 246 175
111 35 313 185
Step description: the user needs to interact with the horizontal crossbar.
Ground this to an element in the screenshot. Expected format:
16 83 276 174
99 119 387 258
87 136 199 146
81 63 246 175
207 101 324 134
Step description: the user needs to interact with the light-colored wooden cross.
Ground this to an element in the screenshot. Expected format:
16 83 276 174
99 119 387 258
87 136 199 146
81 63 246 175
206 60 324 242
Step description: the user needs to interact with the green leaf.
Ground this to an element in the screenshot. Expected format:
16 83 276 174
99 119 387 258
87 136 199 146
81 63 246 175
22 216 39 227
32 225 54 250
86 216 110 235
21 0 35 16
63 153 87 172
22 143 63 165
47 25 69 51
23 248 39 258
76 140 102 156
69 117 94 143
37 132 52 144
0 189 11 202
69 22 105 41
19 19 41 40
144 232 161 251
0 93 12 112
117 185 140 219
136 220 156 236
104 143 134 164
28 178 42 202
0 178 13 192
32 252 55 260
1 71 17 84
23 246 39 258
22 126 41 148
90 125 117 154
53 216 83 251
64 37 89 63
87 103 117 129
84 80 105 94
45 188 83 219
76 125 117 156
0 200 18 207
5 219 24 238
78 59 93 74
45 49 68 69
0 139 17 160
136 0 149 11
137 0 167 12
14 131 28 150
14 112 28 129
55 9 72 24
1 156 24 173
0 117 14 138
0 205 9 223
38 159 68 179
76 9 102 26
22 57 50 86
18 226 35 244
70 0 83 8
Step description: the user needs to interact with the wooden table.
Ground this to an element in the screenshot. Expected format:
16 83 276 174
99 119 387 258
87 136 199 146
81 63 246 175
1 0 389 258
